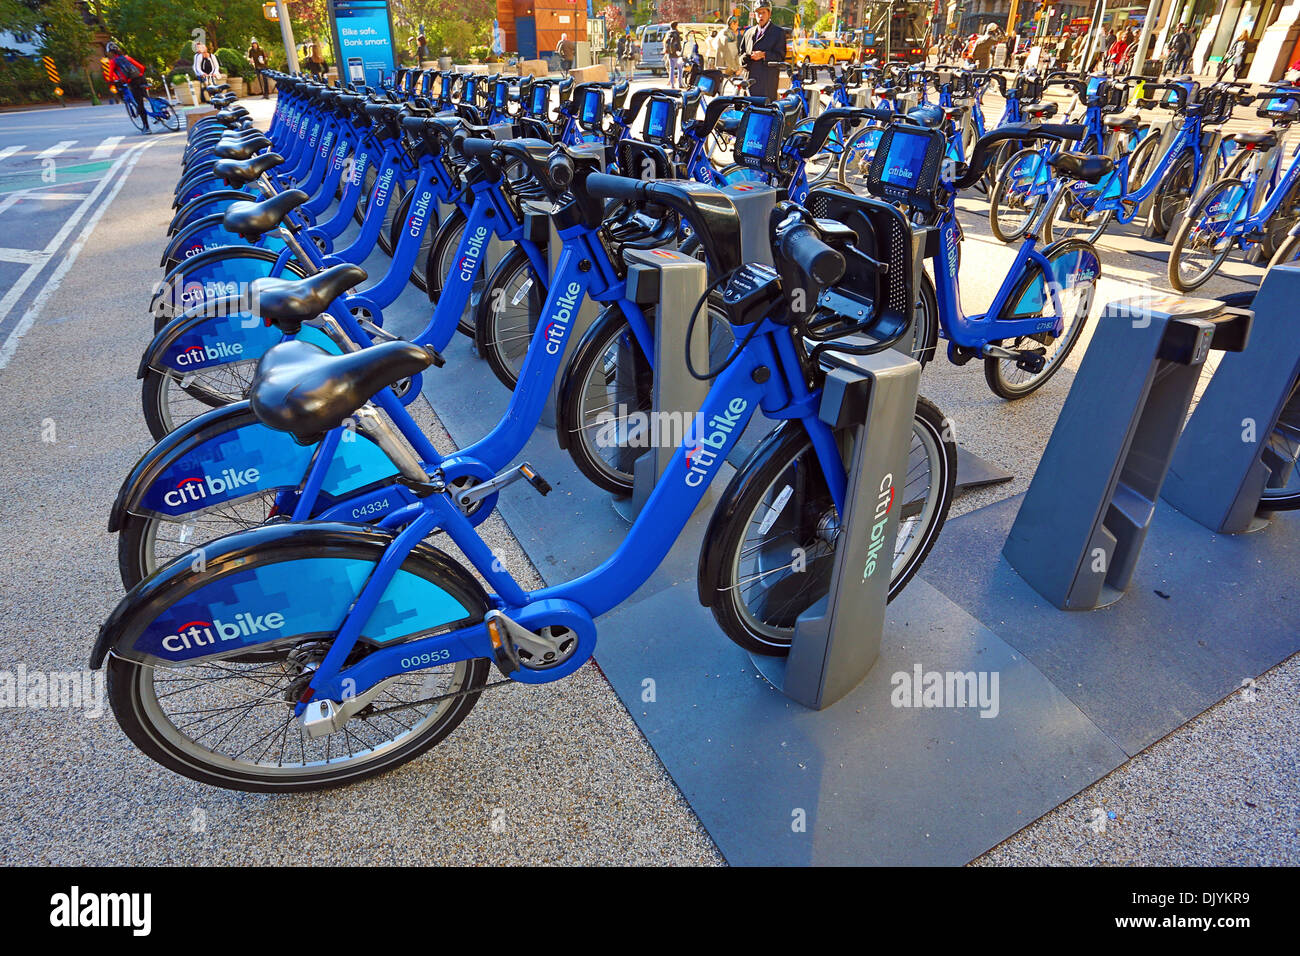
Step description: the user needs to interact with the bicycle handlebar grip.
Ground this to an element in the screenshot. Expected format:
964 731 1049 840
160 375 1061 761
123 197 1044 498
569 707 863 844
781 223 845 287
584 172 647 203
458 136 497 159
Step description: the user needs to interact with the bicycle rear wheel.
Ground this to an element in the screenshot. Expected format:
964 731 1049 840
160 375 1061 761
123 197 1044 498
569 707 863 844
701 398 956 656
106 534 491 792
984 238 1097 400
125 97 146 132
1167 177 1246 292
989 148 1047 243
152 98 182 132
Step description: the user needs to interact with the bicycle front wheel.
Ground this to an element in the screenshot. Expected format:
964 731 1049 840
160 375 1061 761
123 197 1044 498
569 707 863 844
989 148 1047 243
152 98 182 132
475 245 546 390
702 397 956 656
1261 377 1300 511
1167 177 1246 292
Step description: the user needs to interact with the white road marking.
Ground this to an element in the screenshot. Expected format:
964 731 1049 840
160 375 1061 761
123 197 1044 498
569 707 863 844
0 248 50 265
1 191 89 201
35 140 75 160
0 146 23 164
0 140 156 370
88 136 123 160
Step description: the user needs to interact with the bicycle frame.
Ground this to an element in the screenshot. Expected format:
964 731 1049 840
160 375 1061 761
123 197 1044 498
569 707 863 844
933 185 1079 353
293 312 847 700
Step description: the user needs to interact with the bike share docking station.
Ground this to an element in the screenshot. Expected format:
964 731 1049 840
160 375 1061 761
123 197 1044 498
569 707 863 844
1162 265 1300 532
1003 294 1252 609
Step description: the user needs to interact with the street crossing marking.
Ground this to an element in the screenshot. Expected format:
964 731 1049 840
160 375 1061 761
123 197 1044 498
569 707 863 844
35 140 75 160
88 136 122 160
0 146 23 164
0 248 50 265
0 139 156 370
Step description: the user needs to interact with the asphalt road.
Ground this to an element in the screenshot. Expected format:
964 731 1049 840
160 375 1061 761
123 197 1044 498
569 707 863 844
0 92 1294 866
0 102 175 368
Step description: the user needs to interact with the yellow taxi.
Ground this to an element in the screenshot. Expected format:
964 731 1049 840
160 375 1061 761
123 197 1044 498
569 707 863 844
792 35 859 68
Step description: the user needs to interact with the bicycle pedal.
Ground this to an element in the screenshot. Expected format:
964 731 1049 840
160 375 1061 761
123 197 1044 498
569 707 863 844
1014 348 1046 373
519 463 551 496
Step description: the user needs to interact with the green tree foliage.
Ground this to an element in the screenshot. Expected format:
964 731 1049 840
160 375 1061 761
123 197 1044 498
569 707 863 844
0 0 92 104
388 1 490 62
97 0 283 76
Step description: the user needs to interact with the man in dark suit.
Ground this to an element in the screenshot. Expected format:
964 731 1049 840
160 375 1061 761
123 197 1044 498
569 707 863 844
739 2 786 101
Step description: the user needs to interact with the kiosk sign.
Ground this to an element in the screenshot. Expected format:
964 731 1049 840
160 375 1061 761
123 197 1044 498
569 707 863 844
328 0 397 89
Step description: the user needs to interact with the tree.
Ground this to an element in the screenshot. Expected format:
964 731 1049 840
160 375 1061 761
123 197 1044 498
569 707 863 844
97 0 278 75
387 0 490 61
599 3 626 36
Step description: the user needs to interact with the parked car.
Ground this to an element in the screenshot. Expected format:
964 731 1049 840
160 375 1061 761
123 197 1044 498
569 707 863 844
792 35 859 68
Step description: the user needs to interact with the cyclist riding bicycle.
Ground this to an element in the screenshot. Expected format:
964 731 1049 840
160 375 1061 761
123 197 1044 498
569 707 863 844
107 41 151 134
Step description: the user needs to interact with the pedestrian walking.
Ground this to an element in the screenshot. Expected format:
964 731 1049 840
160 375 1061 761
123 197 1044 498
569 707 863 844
664 21 684 88
246 40 270 97
557 33 575 76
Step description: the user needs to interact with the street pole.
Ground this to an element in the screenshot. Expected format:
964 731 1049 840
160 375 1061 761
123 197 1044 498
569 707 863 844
1079 0 1105 73
1133 0 1161 75
275 0 300 73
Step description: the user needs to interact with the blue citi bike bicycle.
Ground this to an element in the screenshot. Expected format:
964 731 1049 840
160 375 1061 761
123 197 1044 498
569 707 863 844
93 179 956 791
1167 86 1300 290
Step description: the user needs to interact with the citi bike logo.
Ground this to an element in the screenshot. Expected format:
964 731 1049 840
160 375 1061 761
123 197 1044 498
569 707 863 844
332 139 349 170
174 341 244 367
372 167 395 208
163 467 262 507
684 398 747 487
543 281 583 354
862 472 895 581
318 129 334 157
407 190 433 238
160 610 286 653
308 122 320 149
458 225 489 282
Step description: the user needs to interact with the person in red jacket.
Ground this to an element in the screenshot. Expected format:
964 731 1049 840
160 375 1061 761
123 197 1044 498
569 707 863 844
1107 32 1130 76
106 41 151 133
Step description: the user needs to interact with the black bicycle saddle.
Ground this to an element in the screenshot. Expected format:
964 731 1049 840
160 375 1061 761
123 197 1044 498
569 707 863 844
250 263 367 333
213 152 283 185
223 189 310 241
250 339 434 445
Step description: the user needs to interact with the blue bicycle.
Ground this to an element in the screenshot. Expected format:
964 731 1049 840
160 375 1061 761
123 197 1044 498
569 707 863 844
1167 87 1300 290
93 183 955 791
122 78 182 133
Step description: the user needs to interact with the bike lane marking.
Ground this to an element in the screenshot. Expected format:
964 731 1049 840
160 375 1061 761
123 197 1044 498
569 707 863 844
88 136 123 161
0 146 23 164
0 139 157 370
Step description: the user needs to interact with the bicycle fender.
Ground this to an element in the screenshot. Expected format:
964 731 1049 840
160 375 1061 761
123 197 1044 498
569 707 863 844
92 523 488 669
139 298 338 378
109 400 399 531
150 245 307 325
168 189 254 236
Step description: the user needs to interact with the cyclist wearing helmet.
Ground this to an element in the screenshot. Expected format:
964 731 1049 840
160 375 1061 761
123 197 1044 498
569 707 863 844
106 41 151 133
